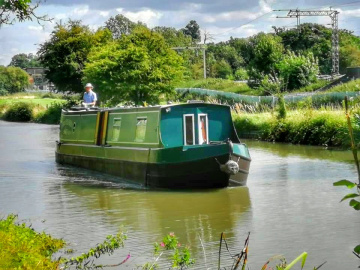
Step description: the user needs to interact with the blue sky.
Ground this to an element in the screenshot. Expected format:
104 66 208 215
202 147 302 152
0 0 360 65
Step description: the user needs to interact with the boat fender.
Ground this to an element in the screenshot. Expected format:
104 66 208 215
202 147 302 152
215 159 239 175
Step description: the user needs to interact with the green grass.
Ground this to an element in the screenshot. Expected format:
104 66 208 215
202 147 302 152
0 97 65 107
234 109 353 147
287 80 329 93
325 78 360 93
176 78 260 95
0 214 65 270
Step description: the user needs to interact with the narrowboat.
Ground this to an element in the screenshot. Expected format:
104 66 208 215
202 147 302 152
55 103 251 188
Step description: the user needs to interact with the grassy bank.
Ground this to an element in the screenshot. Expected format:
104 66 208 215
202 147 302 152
0 92 78 124
234 109 355 147
0 215 65 269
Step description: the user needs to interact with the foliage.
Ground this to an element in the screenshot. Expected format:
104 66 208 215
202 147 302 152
38 20 112 93
63 230 127 269
0 0 49 25
175 78 256 95
105 14 145 39
212 59 233 79
8 53 41 68
3 101 34 121
333 97 360 264
181 20 201 43
207 43 244 72
0 214 65 270
0 65 30 94
276 51 319 91
234 68 249 81
84 27 184 105
325 78 360 93
277 94 287 120
260 74 283 95
152 232 194 269
274 23 332 74
153 26 192 47
33 102 63 124
234 110 351 147
243 33 284 82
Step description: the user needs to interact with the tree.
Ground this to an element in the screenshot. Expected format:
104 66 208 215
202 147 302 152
212 59 233 79
38 20 112 93
8 53 41 68
0 66 30 94
182 20 201 43
105 14 145 39
245 33 284 82
276 51 319 91
0 0 49 26
152 26 192 47
83 27 184 105
207 43 244 72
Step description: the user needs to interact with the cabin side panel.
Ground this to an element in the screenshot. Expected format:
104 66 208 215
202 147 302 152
106 110 161 148
60 113 97 144
160 105 235 148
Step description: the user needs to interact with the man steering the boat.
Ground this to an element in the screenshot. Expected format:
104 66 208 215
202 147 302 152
83 83 97 107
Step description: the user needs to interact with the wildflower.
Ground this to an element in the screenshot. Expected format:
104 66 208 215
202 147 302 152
160 242 165 247
169 232 175 237
177 243 181 247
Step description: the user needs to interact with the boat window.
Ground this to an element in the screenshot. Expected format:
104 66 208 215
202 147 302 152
183 114 195 145
112 118 121 141
198 114 209 144
135 117 147 142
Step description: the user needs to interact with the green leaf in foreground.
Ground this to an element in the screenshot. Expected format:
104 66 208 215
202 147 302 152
340 193 360 202
354 245 360 254
349 199 360 210
333 180 357 189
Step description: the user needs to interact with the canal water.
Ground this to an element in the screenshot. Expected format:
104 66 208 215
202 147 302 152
0 120 359 269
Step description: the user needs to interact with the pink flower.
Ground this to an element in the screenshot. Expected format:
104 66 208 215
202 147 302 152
169 232 175 237
177 243 181 247
160 242 165 247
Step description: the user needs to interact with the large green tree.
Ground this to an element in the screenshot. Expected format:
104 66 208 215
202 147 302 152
83 27 184 105
0 66 30 94
8 53 41 68
242 33 284 81
38 20 112 93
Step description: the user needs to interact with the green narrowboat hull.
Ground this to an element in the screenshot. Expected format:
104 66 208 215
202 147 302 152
56 103 251 189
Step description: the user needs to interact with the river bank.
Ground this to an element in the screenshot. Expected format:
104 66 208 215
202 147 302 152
234 109 355 148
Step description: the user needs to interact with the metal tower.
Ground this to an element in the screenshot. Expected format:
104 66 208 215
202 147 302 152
274 9 340 75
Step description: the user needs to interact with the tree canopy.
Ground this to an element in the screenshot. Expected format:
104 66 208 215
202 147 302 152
83 27 184 105
8 53 41 68
38 20 112 93
0 66 30 94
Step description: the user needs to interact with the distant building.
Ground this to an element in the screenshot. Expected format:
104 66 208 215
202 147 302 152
25 67 55 91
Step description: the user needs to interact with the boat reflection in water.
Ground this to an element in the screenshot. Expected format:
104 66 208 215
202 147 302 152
57 164 251 267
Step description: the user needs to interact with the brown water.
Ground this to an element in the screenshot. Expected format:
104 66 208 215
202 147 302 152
0 120 359 269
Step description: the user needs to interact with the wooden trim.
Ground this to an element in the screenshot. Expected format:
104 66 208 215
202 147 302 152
198 113 209 145
94 112 101 145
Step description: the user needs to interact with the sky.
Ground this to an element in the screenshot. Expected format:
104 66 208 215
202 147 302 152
0 0 360 65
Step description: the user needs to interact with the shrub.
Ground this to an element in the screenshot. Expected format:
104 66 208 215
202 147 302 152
234 67 249 80
34 102 63 124
212 59 233 79
276 51 319 91
3 102 34 122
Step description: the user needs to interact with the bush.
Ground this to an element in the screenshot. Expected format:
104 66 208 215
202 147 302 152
276 51 319 91
34 102 63 124
0 89 8 96
3 102 34 122
212 59 233 79
234 68 249 80
234 110 352 147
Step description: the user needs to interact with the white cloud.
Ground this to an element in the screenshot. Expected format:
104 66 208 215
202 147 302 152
71 5 90 16
28 25 43 32
99 11 110 17
123 9 163 26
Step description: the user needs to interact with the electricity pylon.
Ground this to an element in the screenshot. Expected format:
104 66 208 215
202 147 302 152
274 9 340 75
